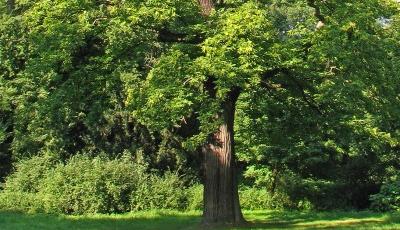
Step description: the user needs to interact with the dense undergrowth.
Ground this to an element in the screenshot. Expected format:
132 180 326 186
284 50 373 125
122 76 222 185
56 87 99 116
1 154 399 215
0 154 281 214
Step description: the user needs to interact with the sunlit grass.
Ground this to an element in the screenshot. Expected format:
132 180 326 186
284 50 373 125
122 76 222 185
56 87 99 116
0 210 398 230
239 210 400 230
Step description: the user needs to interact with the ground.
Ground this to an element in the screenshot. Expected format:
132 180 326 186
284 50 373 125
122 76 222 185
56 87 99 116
0 210 399 230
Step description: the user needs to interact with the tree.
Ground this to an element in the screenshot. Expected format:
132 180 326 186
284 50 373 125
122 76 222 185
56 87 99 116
126 0 398 224
0 0 399 225
125 1 276 224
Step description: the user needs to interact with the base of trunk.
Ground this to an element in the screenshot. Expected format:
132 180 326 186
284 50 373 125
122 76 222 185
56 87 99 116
201 215 247 226
201 219 248 228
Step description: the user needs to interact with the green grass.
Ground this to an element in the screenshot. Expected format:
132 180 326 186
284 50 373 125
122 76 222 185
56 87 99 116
241 210 400 230
0 210 399 230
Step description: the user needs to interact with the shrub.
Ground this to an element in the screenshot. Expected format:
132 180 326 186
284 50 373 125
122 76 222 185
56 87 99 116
239 187 270 210
0 192 42 213
186 184 203 211
0 154 328 214
239 186 301 210
182 184 302 211
0 154 196 214
370 180 400 212
2 154 58 193
0 154 58 212
38 155 141 214
130 172 188 211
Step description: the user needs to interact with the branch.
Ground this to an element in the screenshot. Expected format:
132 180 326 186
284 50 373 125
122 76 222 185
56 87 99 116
307 0 326 29
261 68 290 81
259 68 291 91
287 74 324 116
260 68 324 116
307 0 325 23
158 28 205 44
204 76 217 99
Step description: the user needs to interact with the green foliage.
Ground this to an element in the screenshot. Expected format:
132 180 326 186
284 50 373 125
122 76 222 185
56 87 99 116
198 1 277 94
186 184 203 211
0 154 58 212
38 155 140 214
234 0 400 210
0 154 197 214
370 180 400 212
239 187 277 210
130 171 188 211
0 0 399 214
1 154 58 193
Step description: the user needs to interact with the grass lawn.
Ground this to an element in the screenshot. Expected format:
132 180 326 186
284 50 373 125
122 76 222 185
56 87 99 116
0 210 399 230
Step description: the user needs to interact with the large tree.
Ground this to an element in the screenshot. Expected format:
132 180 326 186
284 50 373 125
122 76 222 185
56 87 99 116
134 0 398 224
1 0 399 225
124 0 398 224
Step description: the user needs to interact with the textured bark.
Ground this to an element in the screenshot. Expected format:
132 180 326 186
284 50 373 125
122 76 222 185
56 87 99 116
202 90 244 225
198 0 214 16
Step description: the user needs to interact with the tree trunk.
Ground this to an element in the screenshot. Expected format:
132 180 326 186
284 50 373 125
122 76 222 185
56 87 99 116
198 0 214 15
197 0 244 225
202 89 245 225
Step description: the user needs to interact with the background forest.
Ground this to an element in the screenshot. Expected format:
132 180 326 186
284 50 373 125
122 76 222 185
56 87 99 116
0 0 400 219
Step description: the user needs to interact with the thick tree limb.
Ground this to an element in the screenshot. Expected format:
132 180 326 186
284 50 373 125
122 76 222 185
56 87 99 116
307 0 326 29
261 68 290 81
259 68 290 91
204 76 217 98
307 0 326 23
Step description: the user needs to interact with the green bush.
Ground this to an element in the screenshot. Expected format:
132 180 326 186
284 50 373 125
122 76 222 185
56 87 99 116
0 191 42 213
239 187 270 210
186 184 203 211
2 154 58 193
0 154 326 214
370 180 400 212
38 155 141 214
181 184 303 211
0 154 195 214
130 172 188 211
239 186 302 210
0 154 58 212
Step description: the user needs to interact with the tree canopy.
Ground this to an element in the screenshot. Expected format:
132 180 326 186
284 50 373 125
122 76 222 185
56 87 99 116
1 0 399 225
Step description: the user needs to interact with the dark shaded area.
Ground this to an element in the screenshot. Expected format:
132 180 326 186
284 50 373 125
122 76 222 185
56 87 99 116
0 110 13 183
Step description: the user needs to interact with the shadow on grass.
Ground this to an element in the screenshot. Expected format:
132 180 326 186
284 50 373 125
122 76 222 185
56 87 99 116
0 210 398 230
